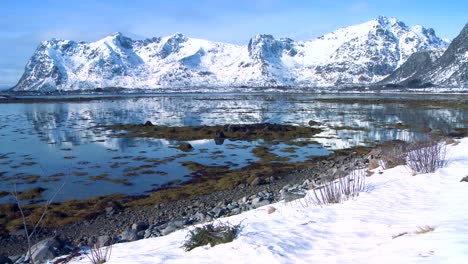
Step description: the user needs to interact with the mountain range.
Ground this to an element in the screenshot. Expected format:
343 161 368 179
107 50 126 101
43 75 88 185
11 16 467 92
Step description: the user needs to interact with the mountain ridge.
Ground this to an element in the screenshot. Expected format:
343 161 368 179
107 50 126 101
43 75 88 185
381 23 467 88
12 16 453 91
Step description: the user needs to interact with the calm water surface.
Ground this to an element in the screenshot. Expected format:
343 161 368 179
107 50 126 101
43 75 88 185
0 93 466 203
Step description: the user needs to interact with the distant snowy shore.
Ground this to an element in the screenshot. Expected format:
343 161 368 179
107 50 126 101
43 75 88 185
58 137 468 264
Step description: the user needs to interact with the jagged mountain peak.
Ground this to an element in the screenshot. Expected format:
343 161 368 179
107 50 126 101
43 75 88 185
163 33 188 43
12 17 460 91
381 22 467 87
375 15 404 27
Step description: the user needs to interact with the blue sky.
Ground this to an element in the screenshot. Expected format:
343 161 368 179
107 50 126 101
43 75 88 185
0 0 466 89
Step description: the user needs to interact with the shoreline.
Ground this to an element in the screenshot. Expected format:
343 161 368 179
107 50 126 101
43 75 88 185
0 143 370 257
1 90 468 104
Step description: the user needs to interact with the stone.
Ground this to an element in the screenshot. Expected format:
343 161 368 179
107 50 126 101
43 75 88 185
144 229 153 239
308 120 320 126
119 229 138 242
226 202 239 211
283 191 306 202
96 235 112 247
161 223 177 236
230 208 241 214
267 206 277 214
209 207 225 218
204 215 213 222
105 206 115 216
251 200 270 208
137 231 145 239
461 176 468 182
191 212 205 222
241 196 248 204
251 196 263 206
23 236 66 264
172 219 188 228
132 221 149 232
0 256 12 264
178 143 194 152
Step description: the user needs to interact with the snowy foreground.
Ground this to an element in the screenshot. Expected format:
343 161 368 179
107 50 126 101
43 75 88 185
63 138 468 264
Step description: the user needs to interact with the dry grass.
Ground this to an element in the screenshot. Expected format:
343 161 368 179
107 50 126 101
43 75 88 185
367 159 379 170
267 206 276 214
414 225 435 234
392 225 435 239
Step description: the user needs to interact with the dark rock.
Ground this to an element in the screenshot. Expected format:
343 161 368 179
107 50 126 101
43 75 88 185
22 236 67 264
0 256 12 264
119 229 138 242
448 130 464 138
461 176 468 182
178 143 194 152
214 130 225 138
132 221 149 232
308 120 320 126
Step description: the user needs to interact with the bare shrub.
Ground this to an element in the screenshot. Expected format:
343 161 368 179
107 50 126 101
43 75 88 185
85 244 112 264
306 168 366 206
379 144 407 169
406 139 448 174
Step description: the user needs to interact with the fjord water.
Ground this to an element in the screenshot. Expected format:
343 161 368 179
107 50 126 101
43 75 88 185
0 93 466 203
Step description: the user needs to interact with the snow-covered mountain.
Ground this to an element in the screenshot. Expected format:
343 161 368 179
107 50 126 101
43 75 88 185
12 16 449 91
421 23 468 86
379 49 445 85
381 23 467 87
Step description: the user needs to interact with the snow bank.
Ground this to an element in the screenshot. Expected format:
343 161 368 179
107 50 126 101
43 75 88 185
65 138 468 264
